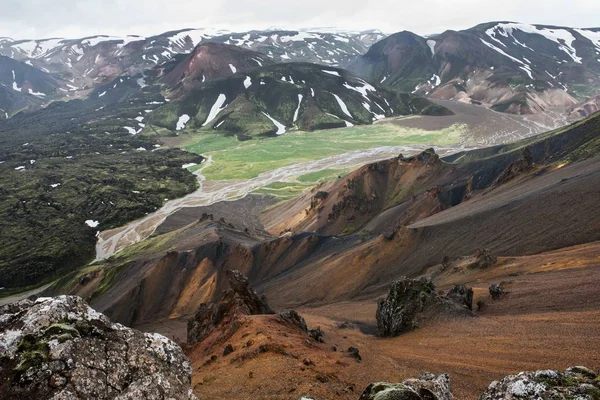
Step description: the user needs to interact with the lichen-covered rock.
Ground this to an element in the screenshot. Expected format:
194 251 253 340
0 295 196 400
376 277 473 337
359 373 453 400
479 367 600 399
187 269 274 345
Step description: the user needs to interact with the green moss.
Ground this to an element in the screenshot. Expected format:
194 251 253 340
15 335 50 372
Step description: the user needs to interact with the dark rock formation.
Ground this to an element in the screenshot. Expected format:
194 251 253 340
348 346 362 361
398 148 440 166
470 248 498 268
0 296 196 399
446 284 474 310
308 327 325 343
277 309 308 332
359 373 453 400
187 269 274 344
223 344 234 356
311 191 329 209
376 277 473 337
489 284 504 300
480 367 600 399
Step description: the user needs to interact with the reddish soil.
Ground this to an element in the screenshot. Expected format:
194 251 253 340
183 242 600 400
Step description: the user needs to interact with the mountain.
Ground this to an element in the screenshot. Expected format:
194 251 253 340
0 55 66 115
0 29 386 94
148 62 447 138
349 22 600 114
160 42 273 98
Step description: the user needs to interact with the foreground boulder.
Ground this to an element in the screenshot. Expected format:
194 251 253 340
187 269 274 344
376 277 473 337
0 296 196 399
480 366 600 399
359 373 453 400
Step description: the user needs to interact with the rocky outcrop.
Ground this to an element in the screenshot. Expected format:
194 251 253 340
376 277 473 337
0 296 196 400
489 284 504 300
187 269 274 345
446 284 474 311
480 366 600 399
359 373 453 400
470 248 498 269
398 148 440 166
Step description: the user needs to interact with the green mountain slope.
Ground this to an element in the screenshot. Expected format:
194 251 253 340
148 62 448 138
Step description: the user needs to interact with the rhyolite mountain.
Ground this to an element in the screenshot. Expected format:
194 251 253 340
148 62 447 138
0 28 385 93
349 22 600 114
159 42 273 98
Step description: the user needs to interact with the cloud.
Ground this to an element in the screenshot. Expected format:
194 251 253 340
0 0 598 39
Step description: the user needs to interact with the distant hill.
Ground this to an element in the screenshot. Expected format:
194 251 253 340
148 62 449 138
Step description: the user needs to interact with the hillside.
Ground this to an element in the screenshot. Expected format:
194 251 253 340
0 78 202 291
148 62 448 138
350 22 600 114
0 55 65 115
160 42 273 98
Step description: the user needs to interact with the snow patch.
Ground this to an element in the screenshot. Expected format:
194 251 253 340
202 94 228 127
182 163 197 169
322 69 341 77
261 112 286 135
243 76 252 89
426 40 436 55
176 114 190 131
85 220 100 228
331 93 353 119
293 94 304 122
228 64 237 73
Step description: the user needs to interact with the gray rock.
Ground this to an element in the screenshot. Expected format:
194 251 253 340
489 284 504 300
446 284 474 311
479 367 600 399
359 373 453 400
376 277 473 337
0 295 197 400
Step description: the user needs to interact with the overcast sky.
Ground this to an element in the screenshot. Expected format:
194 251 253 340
1 0 599 40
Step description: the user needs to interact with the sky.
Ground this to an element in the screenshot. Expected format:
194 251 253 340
1 0 599 40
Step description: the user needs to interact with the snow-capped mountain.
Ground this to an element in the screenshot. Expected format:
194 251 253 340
0 28 385 92
350 22 600 114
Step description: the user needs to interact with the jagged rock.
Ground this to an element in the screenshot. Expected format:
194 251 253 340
187 269 274 345
489 284 504 300
310 191 329 209
223 344 234 356
359 373 453 400
470 248 498 269
278 310 308 332
308 327 325 343
446 284 474 311
376 277 473 337
0 296 196 400
479 367 600 399
348 346 361 362
398 148 440 166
